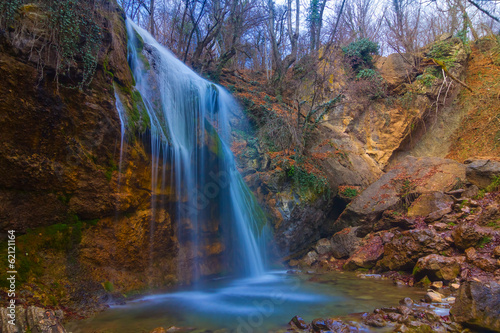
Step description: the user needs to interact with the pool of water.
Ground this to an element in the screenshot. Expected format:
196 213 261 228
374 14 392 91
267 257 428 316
65 271 426 333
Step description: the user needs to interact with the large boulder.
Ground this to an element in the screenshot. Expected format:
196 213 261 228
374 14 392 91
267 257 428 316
330 227 362 259
413 254 465 282
465 159 500 189
451 281 500 331
333 156 466 236
375 53 416 93
376 228 449 271
344 235 384 270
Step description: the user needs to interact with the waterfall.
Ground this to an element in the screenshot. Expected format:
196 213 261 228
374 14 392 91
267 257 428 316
125 20 268 279
114 90 127 179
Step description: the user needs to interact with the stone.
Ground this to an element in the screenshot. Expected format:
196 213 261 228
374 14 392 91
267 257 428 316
452 222 483 250
399 297 414 307
407 192 453 221
451 280 500 331
150 328 167 333
376 228 449 271
425 290 444 303
461 185 479 199
333 156 466 235
431 281 444 289
375 53 416 92
465 159 500 189
26 306 66 333
376 210 416 230
302 251 319 266
343 235 384 270
450 283 460 291
413 254 464 282
494 246 500 258
330 227 362 259
314 238 332 255
364 313 387 327
289 315 309 330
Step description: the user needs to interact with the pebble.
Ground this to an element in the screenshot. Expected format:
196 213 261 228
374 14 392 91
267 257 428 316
450 283 460 291
425 290 444 303
431 281 443 289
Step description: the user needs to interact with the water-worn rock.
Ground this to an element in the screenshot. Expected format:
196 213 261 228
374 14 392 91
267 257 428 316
344 235 384 270
333 157 466 236
413 254 465 282
289 316 310 330
330 227 362 259
23 306 66 333
425 290 444 303
451 280 500 331
407 192 453 221
465 159 500 189
376 228 449 271
452 223 484 250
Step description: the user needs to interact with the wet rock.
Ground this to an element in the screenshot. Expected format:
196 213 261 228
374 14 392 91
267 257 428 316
376 228 449 271
330 227 362 259
311 318 331 331
425 290 444 303
343 235 384 270
452 222 483 250
451 280 500 331
289 316 310 330
363 313 387 327
314 238 333 255
407 192 453 221
413 254 464 282
450 283 460 291
465 159 500 189
399 297 414 307
333 156 466 235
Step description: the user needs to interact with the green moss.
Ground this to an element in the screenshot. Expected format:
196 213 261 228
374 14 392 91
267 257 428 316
340 187 358 198
103 281 114 292
477 236 492 249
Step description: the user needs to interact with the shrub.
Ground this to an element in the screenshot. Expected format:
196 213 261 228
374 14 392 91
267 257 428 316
342 38 379 71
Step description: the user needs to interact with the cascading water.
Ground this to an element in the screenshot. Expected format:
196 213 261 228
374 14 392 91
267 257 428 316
126 20 267 280
66 18 430 333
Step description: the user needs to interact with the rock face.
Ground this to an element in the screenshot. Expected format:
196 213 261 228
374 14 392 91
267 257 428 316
376 228 449 271
333 156 466 235
465 159 500 189
413 254 465 282
451 281 500 331
0 2 226 312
